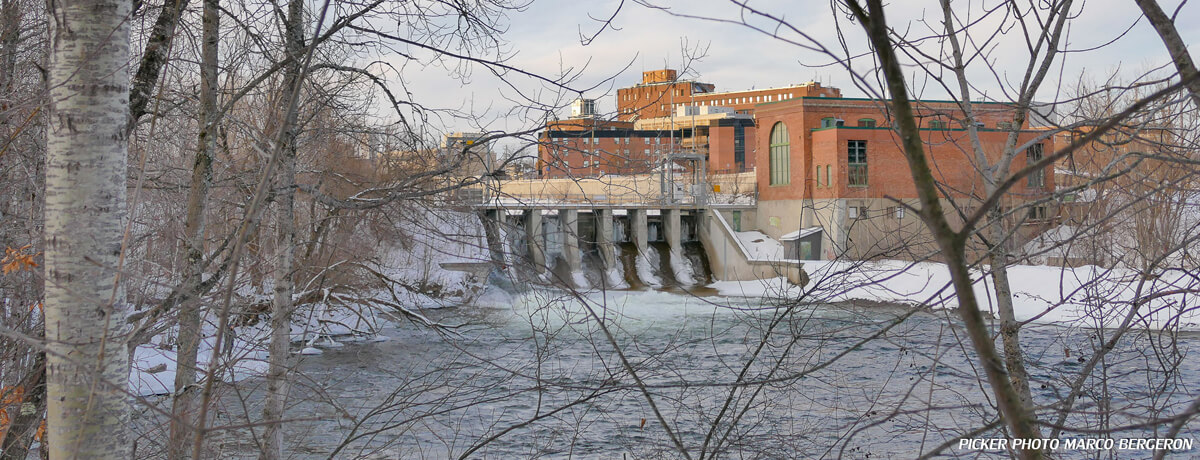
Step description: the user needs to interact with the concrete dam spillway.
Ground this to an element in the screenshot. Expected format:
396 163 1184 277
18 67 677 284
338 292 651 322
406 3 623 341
477 205 806 291
484 207 710 289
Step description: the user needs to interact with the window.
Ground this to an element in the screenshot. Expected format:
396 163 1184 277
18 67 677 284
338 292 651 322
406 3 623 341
734 124 745 166
644 138 650 145
848 140 868 187
858 118 876 128
1027 143 1045 188
583 138 590 145
848 206 866 219
821 117 838 128
583 160 590 167
1027 205 1048 221
825 165 831 187
769 122 790 185
624 137 631 144
815 165 822 187
929 120 947 129
891 206 905 219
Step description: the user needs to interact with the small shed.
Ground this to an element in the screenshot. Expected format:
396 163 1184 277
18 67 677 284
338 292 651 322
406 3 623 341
781 227 823 260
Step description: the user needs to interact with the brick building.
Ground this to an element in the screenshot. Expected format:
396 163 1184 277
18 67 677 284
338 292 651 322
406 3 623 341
634 106 757 173
616 69 839 121
752 95 1056 260
537 114 687 178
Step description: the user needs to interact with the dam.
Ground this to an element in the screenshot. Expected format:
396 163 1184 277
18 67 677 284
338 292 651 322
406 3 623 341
469 172 809 289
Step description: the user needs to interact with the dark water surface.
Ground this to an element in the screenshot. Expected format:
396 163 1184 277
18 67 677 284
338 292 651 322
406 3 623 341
196 289 1199 459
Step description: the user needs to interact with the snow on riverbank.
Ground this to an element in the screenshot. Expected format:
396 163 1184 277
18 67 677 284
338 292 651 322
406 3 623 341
131 210 489 396
709 259 1200 330
130 305 390 396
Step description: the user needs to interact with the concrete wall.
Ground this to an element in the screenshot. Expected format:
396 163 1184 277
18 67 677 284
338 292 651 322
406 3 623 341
498 175 662 202
757 197 1052 261
491 172 757 204
699 210 807 284
708 171 756 198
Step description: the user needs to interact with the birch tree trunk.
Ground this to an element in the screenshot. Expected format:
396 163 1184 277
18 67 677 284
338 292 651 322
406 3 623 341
261 0 304 456
169 0 219 456
44 0 132 457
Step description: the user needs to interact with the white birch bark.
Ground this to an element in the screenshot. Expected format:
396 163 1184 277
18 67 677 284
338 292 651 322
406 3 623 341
261 0 303 456
44 0 132 457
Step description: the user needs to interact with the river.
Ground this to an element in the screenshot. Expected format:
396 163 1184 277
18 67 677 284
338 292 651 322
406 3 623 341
192 288 1198 459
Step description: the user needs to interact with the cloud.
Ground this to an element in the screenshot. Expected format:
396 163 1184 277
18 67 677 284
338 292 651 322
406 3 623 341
384 0 1198 145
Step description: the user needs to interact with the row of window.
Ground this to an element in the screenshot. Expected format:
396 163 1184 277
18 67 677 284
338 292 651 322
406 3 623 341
813 117 1030 131
769 122 872 187
577 137 674 145
549 148 659 156
820 118 876 128
696 92 794 106
549 158 650 169
622 89 796 106
768 121 1046 189
847 206 906 220
845 204 1048 222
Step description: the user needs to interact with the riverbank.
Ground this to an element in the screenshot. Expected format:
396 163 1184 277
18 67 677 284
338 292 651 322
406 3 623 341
707 259 1200 330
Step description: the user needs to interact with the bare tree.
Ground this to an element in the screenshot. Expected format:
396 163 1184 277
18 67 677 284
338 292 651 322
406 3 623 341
167 0 219 456
43 0 132 457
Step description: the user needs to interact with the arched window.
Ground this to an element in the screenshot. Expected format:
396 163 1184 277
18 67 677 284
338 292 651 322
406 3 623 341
858 118 877 128
769 122 790 185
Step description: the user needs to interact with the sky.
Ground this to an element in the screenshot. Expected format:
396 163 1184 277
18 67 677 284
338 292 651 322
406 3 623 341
382 0 1199 153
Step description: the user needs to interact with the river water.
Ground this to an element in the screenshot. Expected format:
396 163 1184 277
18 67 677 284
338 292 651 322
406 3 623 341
198 288 1199 459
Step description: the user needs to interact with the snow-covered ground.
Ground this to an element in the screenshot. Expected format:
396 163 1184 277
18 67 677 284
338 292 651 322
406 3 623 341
130 303 391 396
733 230 786 260
709 259 1200 330
130 209 489 396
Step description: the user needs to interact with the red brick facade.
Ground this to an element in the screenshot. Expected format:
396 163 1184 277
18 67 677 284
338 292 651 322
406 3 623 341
537 120 685 178
616 69 840 121
754 97 1054 203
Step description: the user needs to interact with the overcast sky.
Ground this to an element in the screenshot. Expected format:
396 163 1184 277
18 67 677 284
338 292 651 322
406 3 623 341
385 0 1198 151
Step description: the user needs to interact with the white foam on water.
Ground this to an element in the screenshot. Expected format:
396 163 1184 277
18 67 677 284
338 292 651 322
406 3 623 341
635 249 662 287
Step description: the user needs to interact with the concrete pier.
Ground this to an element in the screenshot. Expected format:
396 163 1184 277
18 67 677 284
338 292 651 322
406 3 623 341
480 209 505 268
631 209 648 254
664 208 682 254
595 209 616 271
559 209 581 274
524 210 545 271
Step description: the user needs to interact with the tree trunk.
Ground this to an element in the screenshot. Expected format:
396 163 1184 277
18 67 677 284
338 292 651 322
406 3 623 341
986 208 1037 415
261 0 304 457
128 0 190 126
168 0 219 457
1134 0 1200 109
44 0 132 457
845 2 1043 456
